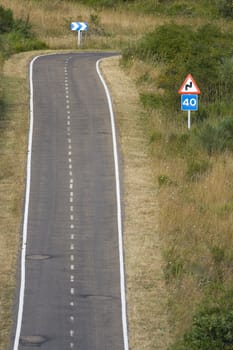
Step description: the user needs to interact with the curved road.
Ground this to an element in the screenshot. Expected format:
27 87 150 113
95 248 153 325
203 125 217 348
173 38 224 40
11 52 127 350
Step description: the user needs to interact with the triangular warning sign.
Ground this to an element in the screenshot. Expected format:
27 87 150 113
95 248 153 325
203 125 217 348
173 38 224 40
178 74 201 94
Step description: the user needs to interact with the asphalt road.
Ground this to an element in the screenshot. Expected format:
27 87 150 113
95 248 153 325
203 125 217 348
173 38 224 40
11 52 126 350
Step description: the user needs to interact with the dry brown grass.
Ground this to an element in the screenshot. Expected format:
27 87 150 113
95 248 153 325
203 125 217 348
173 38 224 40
100 57 171 350
124 55 233 340
0 0 166 49
1 0 231 51
0 56 30 349
158 154 233 337
0 0 90 46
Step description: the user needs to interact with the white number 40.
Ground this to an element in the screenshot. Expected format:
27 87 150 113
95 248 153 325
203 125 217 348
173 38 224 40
183 98 197 107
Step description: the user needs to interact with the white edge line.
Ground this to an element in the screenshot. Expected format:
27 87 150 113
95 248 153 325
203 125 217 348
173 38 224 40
13 55 39 350
96 58 129 350
13 51 68 349
13 53 129 350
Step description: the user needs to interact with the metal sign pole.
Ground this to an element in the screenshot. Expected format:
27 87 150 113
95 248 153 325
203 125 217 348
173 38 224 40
77 30 81 48
188 110 191 130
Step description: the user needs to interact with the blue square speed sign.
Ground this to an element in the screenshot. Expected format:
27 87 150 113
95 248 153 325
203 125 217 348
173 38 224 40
181 94 198 111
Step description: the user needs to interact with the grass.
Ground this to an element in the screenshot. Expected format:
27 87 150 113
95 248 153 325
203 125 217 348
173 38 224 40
3 0 229 50
100 56 171 349
0 68 29 349
128 57 233 342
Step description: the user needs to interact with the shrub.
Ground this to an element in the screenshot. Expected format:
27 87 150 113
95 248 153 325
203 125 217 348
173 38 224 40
0 5 47 57
0 6 32 37
170 287 233 350
123 23 233 107
0 6 14 33
219 0 233 18
134 23 194 64
0 32 46 56
198 124 219 155
158 174 172 186
13 17 32 38
217 117 233 152
198 117 233 154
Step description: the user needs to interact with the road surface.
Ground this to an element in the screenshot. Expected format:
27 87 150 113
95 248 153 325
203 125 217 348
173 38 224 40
11 52 127 350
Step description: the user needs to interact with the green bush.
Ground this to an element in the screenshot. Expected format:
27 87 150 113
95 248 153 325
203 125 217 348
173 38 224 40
133 23 194 64
0 6 31 37
217 117 233 152
170 287 233 350
198 124 219 155
0 6 14 34
198 117 233 154
158 174 172 186
219 0 233 18
0 32 46 57
0 5 46 57
123 0 222 17
123 23 233 106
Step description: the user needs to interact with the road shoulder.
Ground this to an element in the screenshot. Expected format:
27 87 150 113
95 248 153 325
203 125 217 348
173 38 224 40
100 56 170 350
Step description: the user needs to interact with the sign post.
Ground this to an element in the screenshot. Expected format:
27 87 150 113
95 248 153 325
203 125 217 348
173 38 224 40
78 30 82 48
181 94 198 129
178 74 201 129
188 110 191 130
70 22 88 48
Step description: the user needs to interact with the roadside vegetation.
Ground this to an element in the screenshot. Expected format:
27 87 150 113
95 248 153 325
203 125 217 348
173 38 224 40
0 0 232 349
0 5 46 348
121 3 233 350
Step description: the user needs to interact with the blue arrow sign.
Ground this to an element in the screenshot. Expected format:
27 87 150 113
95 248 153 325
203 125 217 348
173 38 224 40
181 94 198 111
70 22 88 31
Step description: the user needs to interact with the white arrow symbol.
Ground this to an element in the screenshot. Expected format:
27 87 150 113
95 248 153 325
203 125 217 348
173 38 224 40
79 22 88 31
70 22 79 31
70 22 88 31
